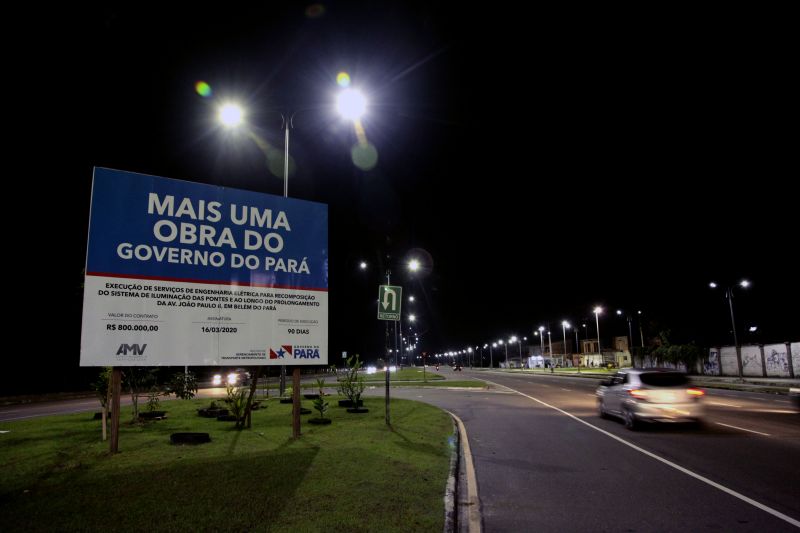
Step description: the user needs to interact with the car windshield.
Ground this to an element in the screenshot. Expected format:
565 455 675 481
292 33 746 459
639 372 689 387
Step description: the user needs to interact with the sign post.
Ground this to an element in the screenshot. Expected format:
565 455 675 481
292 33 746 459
377 284 401 426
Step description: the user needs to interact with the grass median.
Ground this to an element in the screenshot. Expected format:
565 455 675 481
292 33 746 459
0 396 454 532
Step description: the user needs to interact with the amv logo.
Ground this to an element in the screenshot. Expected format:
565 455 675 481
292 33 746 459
117 344 147 356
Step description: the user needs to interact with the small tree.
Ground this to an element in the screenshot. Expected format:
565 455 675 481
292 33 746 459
338 354 366 408
165 370 198 400
92 367 112 440
312 378 329 419
224 384 248 425
123 368 157 422
92 367 112 409
145 388 161 412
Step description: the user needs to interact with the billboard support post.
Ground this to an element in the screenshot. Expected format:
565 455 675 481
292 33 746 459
110 367 121 454
292 368 301 438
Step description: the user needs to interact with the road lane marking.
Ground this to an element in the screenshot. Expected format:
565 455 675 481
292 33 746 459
483 379 800 530
0 408 96 422
561 388 572 392
708 401 743 408
716 423 771 436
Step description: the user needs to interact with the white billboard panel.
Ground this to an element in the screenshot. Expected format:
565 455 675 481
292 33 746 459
80 168 328 366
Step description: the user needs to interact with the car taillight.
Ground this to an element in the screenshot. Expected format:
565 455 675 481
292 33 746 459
687 388 705 397
629 389 648 400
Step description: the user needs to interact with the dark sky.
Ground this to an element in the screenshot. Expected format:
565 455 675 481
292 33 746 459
11 3 796 389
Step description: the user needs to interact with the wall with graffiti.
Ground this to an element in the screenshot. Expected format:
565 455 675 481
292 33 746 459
793 343 800 377
701 350 721 375
763 344 791 377
708 342 797 377
741 345 763 376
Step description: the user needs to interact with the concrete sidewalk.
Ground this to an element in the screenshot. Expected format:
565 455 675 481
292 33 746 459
687 375 800 394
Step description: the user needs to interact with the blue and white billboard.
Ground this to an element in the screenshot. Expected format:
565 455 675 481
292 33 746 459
80 168 328 366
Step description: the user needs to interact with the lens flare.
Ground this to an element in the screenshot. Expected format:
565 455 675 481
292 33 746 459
305 4 325 18
336 72 351 88
195 81 212 97
351 142 378 170
266 146 296 178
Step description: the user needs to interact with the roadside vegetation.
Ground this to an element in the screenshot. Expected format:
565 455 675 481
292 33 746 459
0 397 453 532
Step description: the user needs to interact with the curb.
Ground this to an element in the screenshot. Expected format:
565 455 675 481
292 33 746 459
444 410 482 533
443 417 458 532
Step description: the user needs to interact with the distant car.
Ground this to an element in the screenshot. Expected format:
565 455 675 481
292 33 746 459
790 388 800 411
452 364 463 371
211 368 250 387
596 368 705 430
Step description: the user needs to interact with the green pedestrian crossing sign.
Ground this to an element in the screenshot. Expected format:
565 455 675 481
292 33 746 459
377 285 402 321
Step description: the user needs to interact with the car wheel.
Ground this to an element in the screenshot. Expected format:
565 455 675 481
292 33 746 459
623 408 638 430
597 399 608 419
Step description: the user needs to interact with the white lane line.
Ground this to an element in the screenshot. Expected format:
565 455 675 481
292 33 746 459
773 400 789 404
708 401 743 408
716 422 771 437
483 379 800 530
561 388 573 392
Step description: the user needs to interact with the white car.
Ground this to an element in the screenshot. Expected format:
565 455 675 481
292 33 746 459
596 369 705 429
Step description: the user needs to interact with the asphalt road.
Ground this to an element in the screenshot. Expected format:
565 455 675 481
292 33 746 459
372 369 800 532
3 370 799 532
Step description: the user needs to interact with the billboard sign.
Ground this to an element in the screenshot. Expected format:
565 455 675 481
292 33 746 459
80 168 328 366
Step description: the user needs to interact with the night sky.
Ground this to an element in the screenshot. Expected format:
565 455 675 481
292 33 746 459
10 4 796 392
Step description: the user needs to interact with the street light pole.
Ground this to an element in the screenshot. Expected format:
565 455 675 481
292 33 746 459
594 307 603 367
711 280 749 380
490 343 496 368
538 326 545 371
637 310 644 347
561 321 570 366
616 310 633 353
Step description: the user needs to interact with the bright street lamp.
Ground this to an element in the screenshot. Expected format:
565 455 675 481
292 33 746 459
218 102 244 128
561 321 570 365
217 86 364 199
336 88 367 121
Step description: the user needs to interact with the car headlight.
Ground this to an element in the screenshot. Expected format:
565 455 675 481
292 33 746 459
212 374 222 386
